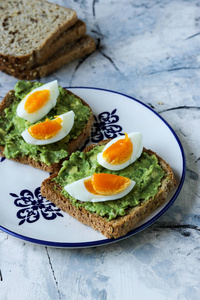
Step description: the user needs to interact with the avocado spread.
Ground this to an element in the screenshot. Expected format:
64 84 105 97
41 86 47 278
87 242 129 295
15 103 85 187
0 81 91 165
54 145 165 220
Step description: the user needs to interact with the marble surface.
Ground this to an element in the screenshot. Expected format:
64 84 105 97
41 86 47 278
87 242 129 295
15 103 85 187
0 0 200 299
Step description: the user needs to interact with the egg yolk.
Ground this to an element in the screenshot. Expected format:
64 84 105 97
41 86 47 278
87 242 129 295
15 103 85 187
28 117 62 140
84 173 131 196
24 89 50 113
102 133 133 165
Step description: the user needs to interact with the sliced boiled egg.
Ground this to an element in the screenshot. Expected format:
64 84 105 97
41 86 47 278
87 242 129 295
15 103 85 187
21 111 75 145
97 132 143 171
64 173 135 202
17 80 59 123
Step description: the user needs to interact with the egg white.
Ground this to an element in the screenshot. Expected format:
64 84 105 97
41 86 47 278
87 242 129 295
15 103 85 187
97 132 143 171
16 80 59 123
21 111 75 145
64 176 135 202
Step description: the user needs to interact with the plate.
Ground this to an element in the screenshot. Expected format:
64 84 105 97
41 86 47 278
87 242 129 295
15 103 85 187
0 87 186 248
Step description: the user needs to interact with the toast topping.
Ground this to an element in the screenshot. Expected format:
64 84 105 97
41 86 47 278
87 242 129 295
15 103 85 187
17 80 59 123
102 133 133 165
64 171 135 203
24 90 50 113
58 145 165 211
28 117 62 140
97 132 143 171
21 111 75 145
84 173 131 196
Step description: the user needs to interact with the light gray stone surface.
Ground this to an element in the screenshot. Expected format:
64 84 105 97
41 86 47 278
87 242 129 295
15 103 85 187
0 0 200 299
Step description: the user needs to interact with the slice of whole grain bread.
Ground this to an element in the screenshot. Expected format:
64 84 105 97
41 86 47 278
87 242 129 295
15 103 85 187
40 141 177 239
0 20 87 70
0 35 96 79
0 89 94 173
0 0 77 67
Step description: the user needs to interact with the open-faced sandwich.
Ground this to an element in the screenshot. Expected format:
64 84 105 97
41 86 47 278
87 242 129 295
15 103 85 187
0 80 94 172
41 132 177 239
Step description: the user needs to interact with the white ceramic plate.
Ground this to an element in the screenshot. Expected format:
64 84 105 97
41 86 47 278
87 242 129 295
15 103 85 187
0 87 186 248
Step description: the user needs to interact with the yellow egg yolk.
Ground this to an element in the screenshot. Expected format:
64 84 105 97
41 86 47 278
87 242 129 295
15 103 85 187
28 117 62 140
24 89 50 113
102 133 133 165
84 173 131 196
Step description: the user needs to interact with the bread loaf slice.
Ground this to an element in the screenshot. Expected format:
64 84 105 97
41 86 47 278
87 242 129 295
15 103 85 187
0 35 96 80
0 0 77 68
0 20 86 70
41 141 177 239
0 84 94 173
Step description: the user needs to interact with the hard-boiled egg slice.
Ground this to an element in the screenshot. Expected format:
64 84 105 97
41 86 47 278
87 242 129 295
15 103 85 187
97 132 143 170
21 111 74 145
17 80 59 123
64 173 135 202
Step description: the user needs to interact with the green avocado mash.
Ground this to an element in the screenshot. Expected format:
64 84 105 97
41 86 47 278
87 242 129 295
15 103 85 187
54 145 165 220
0 81 91 165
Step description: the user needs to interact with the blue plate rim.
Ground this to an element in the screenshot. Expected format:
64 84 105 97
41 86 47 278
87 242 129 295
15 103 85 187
0 86 186 248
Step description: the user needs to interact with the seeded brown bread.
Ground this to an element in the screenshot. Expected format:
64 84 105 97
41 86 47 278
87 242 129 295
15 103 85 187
0 0 77 68
0 89 94 173
0 20 87 70
34 19 87 66
40 141 177 239
0 35 96 80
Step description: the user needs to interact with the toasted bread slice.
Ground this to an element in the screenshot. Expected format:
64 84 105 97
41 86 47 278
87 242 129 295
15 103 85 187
0 35 96 80
41 140 177 239
0 0 77 68
0 85 94 173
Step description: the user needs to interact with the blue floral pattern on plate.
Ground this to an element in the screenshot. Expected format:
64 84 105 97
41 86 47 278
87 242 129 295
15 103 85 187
80 108 123 150
0 157 6 162
91 109 123 143
10 187 63 225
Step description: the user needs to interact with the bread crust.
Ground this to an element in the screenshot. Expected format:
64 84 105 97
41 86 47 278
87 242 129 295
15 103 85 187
40 142 177 239
0 89 94 173
0 36 96 80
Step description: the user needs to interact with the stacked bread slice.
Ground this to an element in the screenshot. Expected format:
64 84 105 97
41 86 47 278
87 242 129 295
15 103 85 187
0 0 96 79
